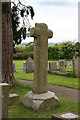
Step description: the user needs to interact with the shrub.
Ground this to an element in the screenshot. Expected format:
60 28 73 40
17 52 33 60
13 54 19 59
70 71 77 78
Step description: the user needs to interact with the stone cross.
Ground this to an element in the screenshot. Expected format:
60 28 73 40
30 23 53 94
22 23 59 111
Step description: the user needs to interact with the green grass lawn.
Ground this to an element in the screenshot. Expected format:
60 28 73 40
13 60 78 89
8 81 79 118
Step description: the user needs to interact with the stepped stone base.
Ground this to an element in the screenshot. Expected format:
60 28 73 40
22 91 59 111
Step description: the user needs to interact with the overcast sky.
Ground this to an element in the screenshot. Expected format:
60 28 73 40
12 0 78 43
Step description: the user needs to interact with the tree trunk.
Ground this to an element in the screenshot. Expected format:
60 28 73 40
2 2 15 86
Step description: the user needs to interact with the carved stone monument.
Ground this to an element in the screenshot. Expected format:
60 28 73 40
22 23 59 111
58 60 65 72
49 61 57 71
26 57 34 73
23 63 26 72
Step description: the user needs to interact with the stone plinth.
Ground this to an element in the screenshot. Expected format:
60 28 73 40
8 94 19 106
51 112 80 120
0 83 9 118
22 91 59 111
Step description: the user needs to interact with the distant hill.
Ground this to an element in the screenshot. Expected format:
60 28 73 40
16 42 62 47
48 42 62 46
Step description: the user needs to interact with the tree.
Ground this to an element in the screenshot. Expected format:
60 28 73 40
2 1 34 86
11 1 35 46
2 2 15 86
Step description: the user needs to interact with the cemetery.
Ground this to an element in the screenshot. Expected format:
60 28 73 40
0 0 80 120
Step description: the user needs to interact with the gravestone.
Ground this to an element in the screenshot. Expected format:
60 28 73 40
71 59 74 67
74 57 80 77
58 60 65 72
51 112 80 120
49 61 57 71
22 23 59 111
23 63 26 72
26 57 34 73
13 63 16 72
64 59 67 67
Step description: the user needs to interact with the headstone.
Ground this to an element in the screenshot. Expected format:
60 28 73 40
64 59 67 67
49 61 57 71
71 59 74 67
74 57 80 77
13 63 16 72
23 63 26 72
22 23 59 111
58 60 65 72
51 112 80 120
26 57 34 73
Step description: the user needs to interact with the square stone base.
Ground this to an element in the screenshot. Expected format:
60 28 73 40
51 112 80 120
22 91 59 111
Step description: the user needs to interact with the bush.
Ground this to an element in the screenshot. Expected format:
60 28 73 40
70 71 77 78
13 54 18 59
17 52 33 60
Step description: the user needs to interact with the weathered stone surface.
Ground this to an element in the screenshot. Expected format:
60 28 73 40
22 23 59 111
0 83 9 118
26 57 34 73
8 94 19 106
49 61 57 71
31 23 53 94
23 63 26 72
22 91 59 111
51 112 80 120
74 57 80 77
0 83 19 119
58 60 65 72
13 63 16 72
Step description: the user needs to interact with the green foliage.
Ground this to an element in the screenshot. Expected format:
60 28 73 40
11 2 35 46
48 41 80 60
17 52 33 60
70 71 77 78
74 42 80 57
48 45 60 60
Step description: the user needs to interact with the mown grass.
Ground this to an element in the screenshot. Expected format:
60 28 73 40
8 81 79 118
13 60 78 89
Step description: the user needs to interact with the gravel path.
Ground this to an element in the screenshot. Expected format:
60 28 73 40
16 79 80 102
